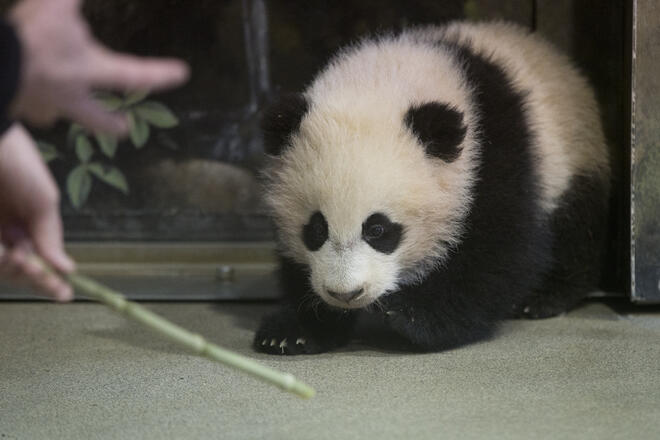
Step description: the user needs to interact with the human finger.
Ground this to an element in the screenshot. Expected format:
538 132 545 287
88 46 189 92
0 240 73 301
0 245 24 280
0 244 34 287
17 251 73 302
62 95 128 135
29 206 76 275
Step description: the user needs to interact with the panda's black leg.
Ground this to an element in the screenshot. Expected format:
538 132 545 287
379 291 494 352
511 269 592 319
512 266 597 319
513 175 608 319
512 289 585 319
253 304 355 355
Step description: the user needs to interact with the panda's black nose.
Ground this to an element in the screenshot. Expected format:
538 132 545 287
327 287 364 303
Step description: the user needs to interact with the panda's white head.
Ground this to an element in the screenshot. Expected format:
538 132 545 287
261 39 479 309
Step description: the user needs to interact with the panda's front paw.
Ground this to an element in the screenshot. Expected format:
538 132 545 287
254 334 321 355
378 294 431 348
512 297 572 320
385 308 415 326
253 310 326 355
380 294 416 326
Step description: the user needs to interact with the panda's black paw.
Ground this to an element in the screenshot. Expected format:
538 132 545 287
512 297 574 319
379 294 419 334
253 310 327 355
380 294 414 321
384 306 416 328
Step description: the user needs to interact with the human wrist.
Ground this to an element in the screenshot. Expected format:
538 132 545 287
0 19 21 135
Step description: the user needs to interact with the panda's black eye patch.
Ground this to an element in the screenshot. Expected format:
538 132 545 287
362 213 403 254
302 211 328 251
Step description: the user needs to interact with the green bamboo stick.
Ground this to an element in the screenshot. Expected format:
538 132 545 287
28 253 316 399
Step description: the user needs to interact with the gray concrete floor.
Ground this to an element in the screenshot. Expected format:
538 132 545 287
1 299 659 439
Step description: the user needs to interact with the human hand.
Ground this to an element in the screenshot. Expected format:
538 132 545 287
7 0 189 135
0 124 75 301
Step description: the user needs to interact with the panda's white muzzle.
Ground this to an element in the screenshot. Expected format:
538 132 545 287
308 241 399 309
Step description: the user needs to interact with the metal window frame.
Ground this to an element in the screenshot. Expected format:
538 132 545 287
630 0 660 303
0 242 279 300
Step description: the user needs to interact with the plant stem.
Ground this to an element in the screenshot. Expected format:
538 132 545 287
29 253 316 399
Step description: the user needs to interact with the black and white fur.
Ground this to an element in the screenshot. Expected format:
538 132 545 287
254 22 610 354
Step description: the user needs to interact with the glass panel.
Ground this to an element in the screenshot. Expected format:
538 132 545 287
34 0 270 241
11 0 488 242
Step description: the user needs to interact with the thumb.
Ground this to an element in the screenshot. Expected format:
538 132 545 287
29 209 75 274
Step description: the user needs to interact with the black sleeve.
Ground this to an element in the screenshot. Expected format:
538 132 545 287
0 19 21 135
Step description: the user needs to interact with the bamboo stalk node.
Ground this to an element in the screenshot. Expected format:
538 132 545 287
191 334 206 353
113 296 127 311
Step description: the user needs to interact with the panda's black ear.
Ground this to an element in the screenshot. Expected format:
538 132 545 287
404 102 467 162
261 93 309 156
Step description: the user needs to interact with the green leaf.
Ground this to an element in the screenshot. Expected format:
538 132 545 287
95 92 124 111
134 101 179 128
124 90 149 106
75 135 94 163
88 162 129 194
66 165 92 209
95 133 118 158
37 141 60 163
67 123 85 147
128 112 150 148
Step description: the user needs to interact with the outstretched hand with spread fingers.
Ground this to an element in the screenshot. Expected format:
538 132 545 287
8 0 189 135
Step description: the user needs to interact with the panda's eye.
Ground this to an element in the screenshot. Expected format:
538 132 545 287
365 224 384 240
302 211 328 251
362 213 404 255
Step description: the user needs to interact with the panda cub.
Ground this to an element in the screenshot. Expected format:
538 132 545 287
254 21 610 354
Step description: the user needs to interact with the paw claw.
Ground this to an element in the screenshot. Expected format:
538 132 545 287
270 338 277 347
279 338 288 354
296 337 306 345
